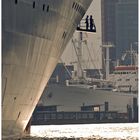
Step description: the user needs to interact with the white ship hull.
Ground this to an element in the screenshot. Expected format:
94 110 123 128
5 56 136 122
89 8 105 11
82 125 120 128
2 0 92 137
41 84 138 113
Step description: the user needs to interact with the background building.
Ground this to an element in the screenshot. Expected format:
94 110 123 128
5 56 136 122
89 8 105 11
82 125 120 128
101 0 118 73
115 0 138 62
101 0 138 73
101 0 118 46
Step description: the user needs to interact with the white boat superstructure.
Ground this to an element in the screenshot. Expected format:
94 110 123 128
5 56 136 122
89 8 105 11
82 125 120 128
107 46 138 93
2 0 92 137
108 65 138 92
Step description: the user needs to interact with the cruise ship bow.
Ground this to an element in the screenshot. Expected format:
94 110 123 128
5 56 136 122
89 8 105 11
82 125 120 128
2 0 92 138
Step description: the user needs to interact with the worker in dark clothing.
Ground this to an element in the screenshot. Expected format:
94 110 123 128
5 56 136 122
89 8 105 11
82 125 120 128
85 15 89 30
90 15 94 31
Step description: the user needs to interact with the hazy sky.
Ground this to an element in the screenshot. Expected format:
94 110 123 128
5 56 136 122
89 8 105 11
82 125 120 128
61 0 102 69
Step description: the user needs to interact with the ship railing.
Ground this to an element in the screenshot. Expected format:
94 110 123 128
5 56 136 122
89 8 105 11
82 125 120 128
31 111 126 125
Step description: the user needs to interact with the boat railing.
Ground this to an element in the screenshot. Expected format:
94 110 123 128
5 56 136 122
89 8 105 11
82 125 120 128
31 111 126 125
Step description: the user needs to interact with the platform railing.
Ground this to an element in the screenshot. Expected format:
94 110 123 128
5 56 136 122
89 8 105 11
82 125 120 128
77 19 96 32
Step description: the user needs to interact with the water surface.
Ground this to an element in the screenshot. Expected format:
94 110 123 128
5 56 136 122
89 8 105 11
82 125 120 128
31 123 139 139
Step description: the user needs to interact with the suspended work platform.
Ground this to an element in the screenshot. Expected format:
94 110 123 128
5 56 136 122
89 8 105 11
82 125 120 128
76 18 96 33
77 27 96 32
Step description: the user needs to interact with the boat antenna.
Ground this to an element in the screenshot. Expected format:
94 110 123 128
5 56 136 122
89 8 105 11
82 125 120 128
102 43 114 79
71 32 84 78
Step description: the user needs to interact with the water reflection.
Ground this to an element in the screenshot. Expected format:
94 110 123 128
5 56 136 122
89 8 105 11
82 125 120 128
31 123 139 139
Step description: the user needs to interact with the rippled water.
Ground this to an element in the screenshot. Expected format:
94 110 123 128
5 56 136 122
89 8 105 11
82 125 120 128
31 123 139 140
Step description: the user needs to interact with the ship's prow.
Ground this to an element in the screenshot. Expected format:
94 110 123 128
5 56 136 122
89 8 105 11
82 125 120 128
2 0 92 138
